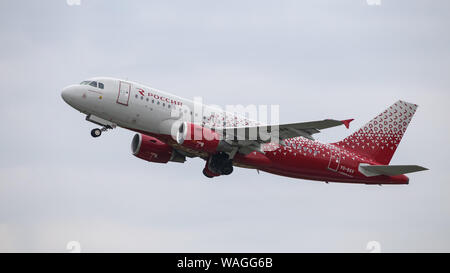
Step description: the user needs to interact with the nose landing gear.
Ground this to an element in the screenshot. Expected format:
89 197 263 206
86 114 116 138
91 128 102 138
90 125 114 138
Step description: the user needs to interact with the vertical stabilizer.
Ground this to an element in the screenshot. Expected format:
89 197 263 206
334 100 418 165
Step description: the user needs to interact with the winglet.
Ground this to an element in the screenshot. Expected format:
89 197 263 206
341 119 354 129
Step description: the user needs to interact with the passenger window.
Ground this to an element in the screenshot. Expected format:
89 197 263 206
98 82 104 89
89 81 97 88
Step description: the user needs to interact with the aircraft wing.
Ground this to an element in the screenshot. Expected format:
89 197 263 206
218 119 353 141
276 119 354 140
214 118 353 154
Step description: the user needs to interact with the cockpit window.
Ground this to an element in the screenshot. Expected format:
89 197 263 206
80 80 104 89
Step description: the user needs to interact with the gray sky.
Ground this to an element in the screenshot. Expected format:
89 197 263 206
0 0 449 252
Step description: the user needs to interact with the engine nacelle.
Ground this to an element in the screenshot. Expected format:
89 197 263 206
131 134 185 163
176 122 232 153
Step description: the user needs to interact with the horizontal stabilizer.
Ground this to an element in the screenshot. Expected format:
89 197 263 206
359 164 428 177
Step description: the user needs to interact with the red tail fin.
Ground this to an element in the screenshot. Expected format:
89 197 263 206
334 100 418 165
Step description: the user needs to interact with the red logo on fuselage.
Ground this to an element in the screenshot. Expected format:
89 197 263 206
137 88 145 96
135 88 183 106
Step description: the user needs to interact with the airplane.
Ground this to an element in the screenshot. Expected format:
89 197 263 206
61 77 428 185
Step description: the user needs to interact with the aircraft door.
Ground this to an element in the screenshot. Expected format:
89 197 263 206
117 81 131 106
328 147 341 172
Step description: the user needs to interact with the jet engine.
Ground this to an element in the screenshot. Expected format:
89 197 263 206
131 134 185 163
175 122 235 178
175 122 233 153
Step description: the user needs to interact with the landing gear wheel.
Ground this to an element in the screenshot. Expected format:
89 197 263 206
222 165 233 175
91 128 102 138
203 169 214 178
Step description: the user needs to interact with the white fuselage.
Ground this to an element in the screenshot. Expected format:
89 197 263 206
61 77 259 138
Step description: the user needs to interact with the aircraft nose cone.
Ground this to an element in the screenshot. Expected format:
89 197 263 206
61 85 77 104
61 86 70 103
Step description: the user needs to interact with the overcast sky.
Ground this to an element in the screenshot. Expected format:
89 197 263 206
0 0 449 252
